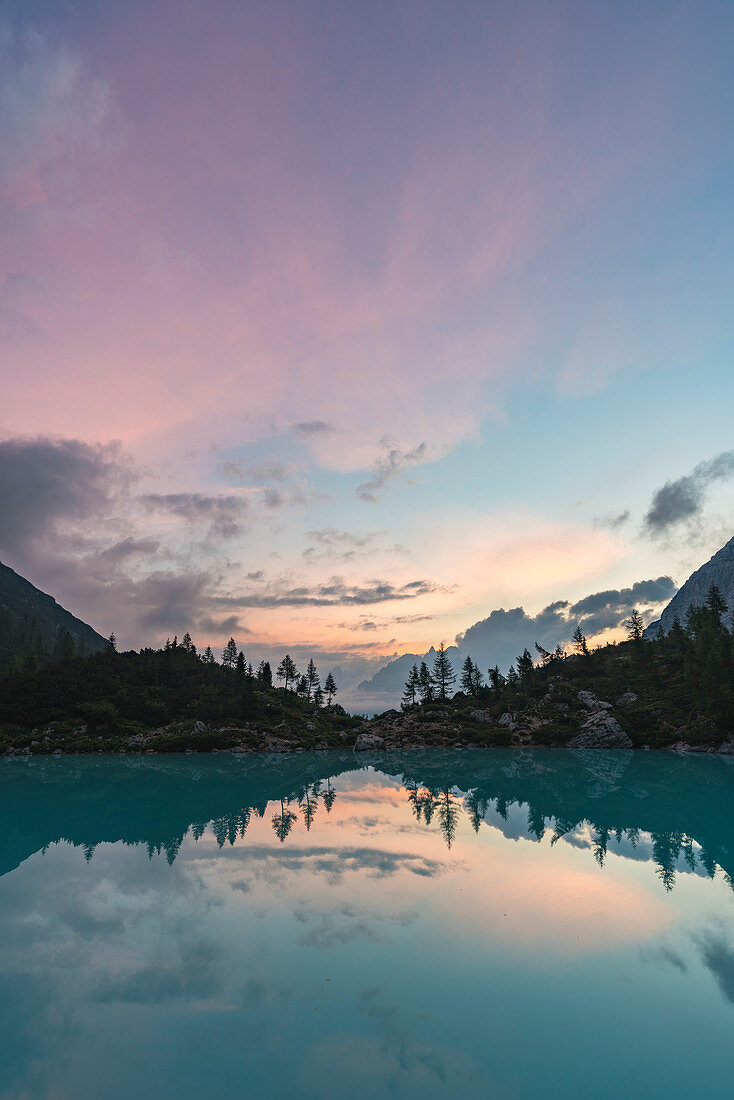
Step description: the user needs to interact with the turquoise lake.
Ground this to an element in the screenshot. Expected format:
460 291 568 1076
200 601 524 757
2 748 734 1098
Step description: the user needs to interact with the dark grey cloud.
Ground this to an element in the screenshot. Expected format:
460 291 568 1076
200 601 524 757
292 420 335 436
568 576 677 634
212 578 440 609
0 436 132 556
645 451 734 535
197 614 251 637
141 492 248 539
126 571 214 632
96 537 160 564
357 442 427 503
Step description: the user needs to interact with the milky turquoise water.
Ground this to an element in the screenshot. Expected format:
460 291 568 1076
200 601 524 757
2 749 734 1099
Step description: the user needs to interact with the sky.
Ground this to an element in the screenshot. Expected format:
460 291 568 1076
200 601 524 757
2 0 734 705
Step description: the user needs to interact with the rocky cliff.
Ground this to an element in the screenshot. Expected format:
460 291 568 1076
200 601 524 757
647 534 734 636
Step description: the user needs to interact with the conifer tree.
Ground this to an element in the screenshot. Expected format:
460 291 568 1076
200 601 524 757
516 648 534 680
572 624 589 656
222 637 238 668
432 642 456 700
705 584 728 627
324 672 338 706
313 684 324 708
106 633 117 654
296 674 309 699
460 655 476 695
488 665 505 692
306 658 320 700
402 664 420 707
181 632 193 653
236 651 246 679
626 609 645 642
418 661 434 703
276 654 298 690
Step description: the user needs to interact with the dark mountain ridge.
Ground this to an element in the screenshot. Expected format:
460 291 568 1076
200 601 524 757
0 561 106 669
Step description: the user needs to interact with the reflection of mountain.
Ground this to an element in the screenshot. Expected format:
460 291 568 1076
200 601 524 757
1 749 733 890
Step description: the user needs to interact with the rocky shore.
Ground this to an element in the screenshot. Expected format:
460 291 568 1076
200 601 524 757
5 683 734 756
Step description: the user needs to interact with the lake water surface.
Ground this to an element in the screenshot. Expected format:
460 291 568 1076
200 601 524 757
2 748 734 1098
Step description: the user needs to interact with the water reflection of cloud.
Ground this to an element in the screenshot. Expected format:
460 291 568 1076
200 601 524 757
300 985 480 1091
188 844 448 881
640 943 689 974
696 930 734 1006
292 902 417 948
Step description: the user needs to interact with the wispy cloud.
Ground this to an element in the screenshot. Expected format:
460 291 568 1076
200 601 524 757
213 578 441 609
357 442 427 503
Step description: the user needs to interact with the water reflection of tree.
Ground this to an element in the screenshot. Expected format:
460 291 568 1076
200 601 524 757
272 798 298 843
436 787 461 849
10 754 733 894
322 779 337 814
299 786 319 831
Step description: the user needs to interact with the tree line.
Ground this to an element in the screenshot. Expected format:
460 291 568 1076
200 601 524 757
110 631 340 709
402 587 734 732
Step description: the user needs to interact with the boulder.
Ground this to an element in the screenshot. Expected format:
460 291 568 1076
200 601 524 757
616 692 638 707
193 720 207 735
569 712 632 749
470 709 493 723
499 713 517 732
354 732 386 752
577 691 613 712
